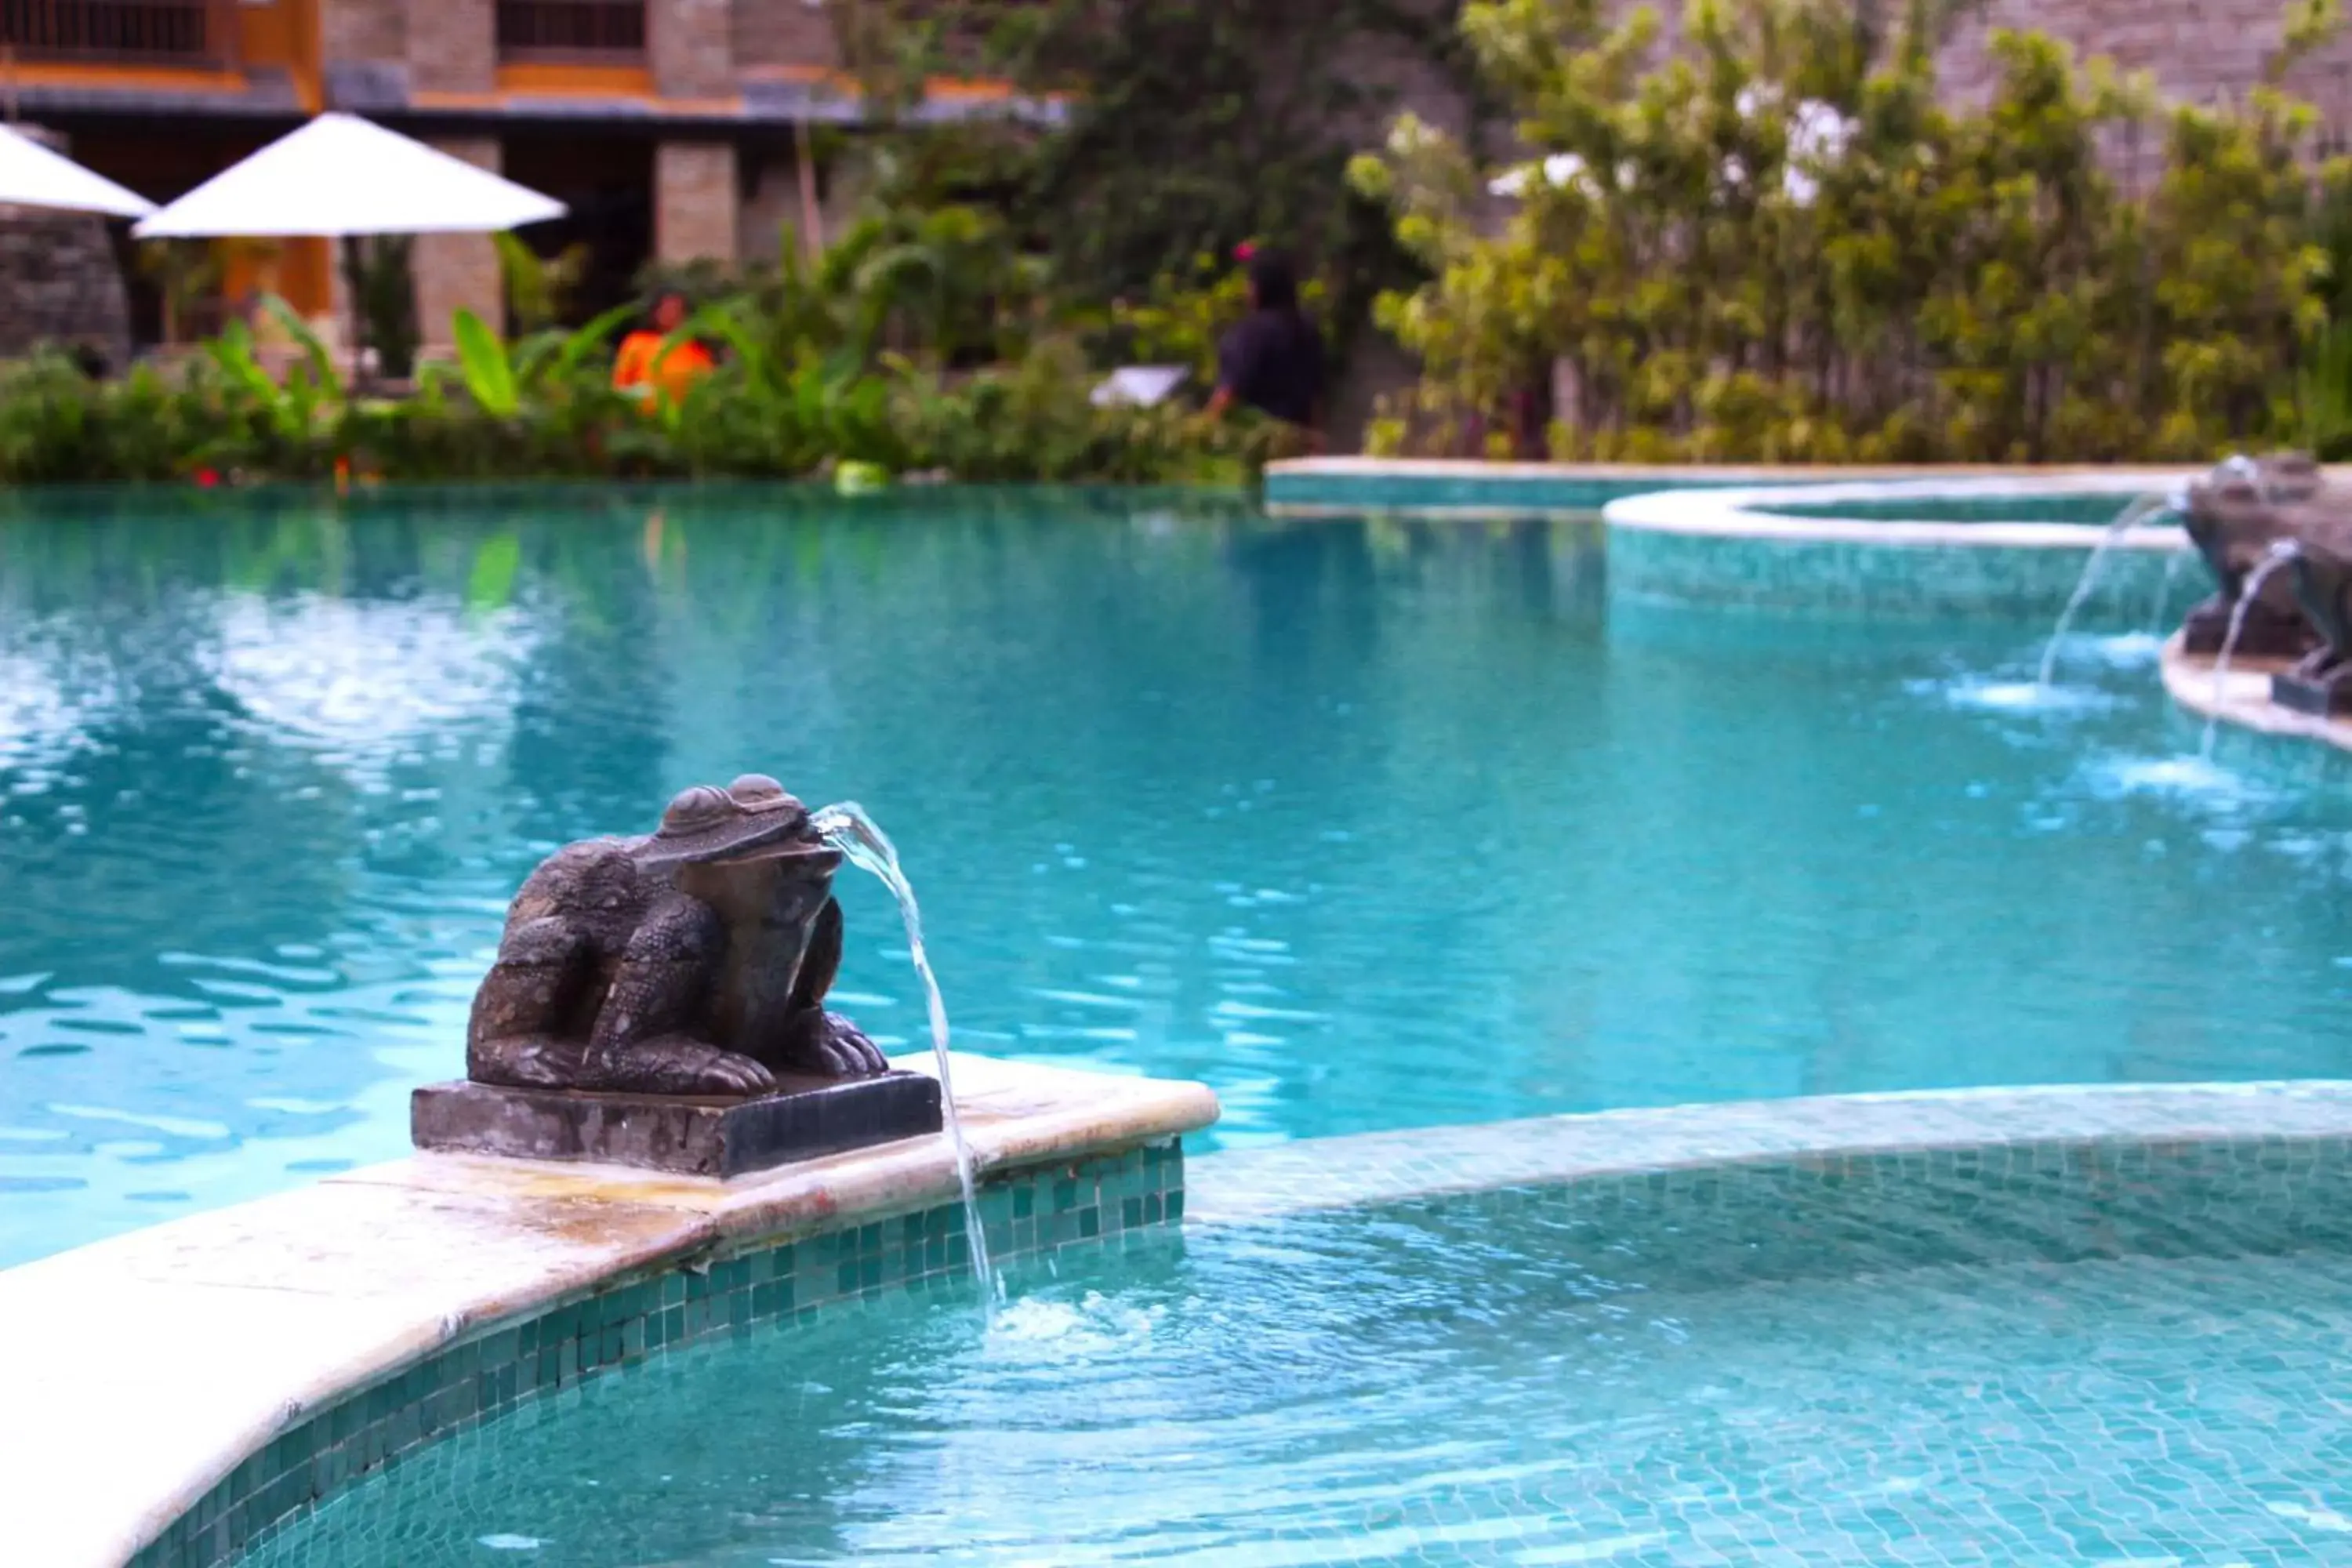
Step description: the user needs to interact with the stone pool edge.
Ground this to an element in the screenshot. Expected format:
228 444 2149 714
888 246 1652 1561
0 1054 1218 1568
2159 631 2352 755
1185 1081 2352 1223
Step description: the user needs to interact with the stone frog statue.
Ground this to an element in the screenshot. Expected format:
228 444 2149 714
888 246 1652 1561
467 775 888 1097
2177 452 2328 657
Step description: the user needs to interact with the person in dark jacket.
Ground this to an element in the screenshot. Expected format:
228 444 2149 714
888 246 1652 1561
1206 247 1324 438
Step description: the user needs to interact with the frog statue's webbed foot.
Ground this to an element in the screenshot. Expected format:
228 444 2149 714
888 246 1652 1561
765 1008 891 1078
586 1036 776 1097
754 894 888 1078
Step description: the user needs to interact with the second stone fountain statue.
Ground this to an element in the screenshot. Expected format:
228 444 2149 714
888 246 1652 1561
411 775 944 1176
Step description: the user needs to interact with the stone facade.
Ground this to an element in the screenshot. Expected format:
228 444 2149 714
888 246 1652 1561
652 0 735 97
0 205 134 371
319 0 407 99
0 127 133 371
412 137 506 357
406 0 495 93
1936 0 2352 125
732 0 839 71
655 140 741 265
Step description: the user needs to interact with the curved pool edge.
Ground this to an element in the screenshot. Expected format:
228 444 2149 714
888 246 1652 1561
0 1054 1219 1568
2159 630 2352 755
1602 475 2193 614
1185 1080 2352 1224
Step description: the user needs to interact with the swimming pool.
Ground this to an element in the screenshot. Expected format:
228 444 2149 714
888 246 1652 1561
3 485 2350 1269
239 1134 2352 1567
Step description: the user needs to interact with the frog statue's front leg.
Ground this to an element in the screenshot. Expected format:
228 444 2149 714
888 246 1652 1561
757 897 891 1078
466 912 594 1090
582 892 778 1096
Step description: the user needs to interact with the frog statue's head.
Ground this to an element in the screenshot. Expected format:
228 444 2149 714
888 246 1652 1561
633 773 846 932
635 774 836 870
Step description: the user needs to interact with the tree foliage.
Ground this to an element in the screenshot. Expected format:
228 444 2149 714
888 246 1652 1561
855 0 1485 347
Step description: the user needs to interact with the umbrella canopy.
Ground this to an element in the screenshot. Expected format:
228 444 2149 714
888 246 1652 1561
0 125 156 218
132 113 564 238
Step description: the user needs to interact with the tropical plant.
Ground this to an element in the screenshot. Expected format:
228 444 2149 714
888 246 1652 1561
495 234 594 333
136 240 223 345
338 235 421 381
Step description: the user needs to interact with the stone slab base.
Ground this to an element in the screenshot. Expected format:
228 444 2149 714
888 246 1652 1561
412 1072 944 1178
2270 668 2352 717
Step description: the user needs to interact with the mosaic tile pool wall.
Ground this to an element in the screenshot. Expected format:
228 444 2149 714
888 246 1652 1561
1396 1135 2352 1291
1261 467 1780 514
1606 524 2184 617
129 1142 1185 1568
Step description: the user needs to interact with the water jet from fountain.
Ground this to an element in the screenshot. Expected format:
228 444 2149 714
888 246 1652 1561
2038 492 2171 690
2147 548 2187 635
2203 543 2301 760
811 801 996 1304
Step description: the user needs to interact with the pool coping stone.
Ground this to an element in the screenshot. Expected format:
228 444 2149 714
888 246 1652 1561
1185 1080 2352 1223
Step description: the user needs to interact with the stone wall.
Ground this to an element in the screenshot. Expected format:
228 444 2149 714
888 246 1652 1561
412 138 507 357
653 0 736 97
0 209 132 370
0 122 133 371
1935 0 2352 129
732 0 839 71
656 141 741 264
320 0 409 107
408 0 495 93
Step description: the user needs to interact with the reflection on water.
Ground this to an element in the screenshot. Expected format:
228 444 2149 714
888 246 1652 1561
1 488 2348 1266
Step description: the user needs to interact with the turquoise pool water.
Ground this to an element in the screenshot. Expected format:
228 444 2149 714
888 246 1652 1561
242 1172 2352 1566
3 486 2351 1267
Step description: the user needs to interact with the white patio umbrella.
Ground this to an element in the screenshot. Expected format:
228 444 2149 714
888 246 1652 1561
131 112 563 238
130 113 564 380
0 124 155 218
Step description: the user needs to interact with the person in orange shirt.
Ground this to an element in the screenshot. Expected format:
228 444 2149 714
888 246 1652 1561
612 290 716 405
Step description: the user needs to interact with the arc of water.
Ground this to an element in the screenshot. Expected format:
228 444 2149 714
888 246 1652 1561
2201 543 2300 761
810 801 996 1304
2038 492 2170 689
2146 548 2187 635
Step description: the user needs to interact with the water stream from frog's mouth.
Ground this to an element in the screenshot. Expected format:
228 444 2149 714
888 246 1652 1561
810 801 996 1306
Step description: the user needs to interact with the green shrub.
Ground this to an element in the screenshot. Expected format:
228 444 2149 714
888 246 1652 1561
0 303 1272 488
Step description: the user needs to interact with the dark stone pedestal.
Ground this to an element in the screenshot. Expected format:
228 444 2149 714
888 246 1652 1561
411 1071 943 1178
2270 666 2352 717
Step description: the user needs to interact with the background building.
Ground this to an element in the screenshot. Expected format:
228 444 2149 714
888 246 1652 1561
1 0 1047 357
